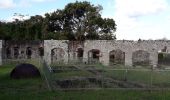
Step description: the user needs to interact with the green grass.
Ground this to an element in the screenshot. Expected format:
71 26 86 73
52 70 95 79
51 64 104 79
104 69 170 86
1 63 170 100
51 64 170 85
51 64 170 88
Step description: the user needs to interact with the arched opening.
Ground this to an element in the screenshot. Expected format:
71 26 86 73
20 50 25 59
161 46 167 52
88 49 100 64
77 48 84 61
77 48 83 58
6 47 11 59
158 46 170 67
109 49 125 65
38 47 44 57
132 50 150 66
13 47 19 59
51 48 65 63
26 47 32 59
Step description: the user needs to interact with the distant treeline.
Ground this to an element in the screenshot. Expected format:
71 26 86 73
0 1 116 40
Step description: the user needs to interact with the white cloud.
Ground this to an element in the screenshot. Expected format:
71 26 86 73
17 0 56 7
115 0 167 17
0 0 15 9
32 0 46 2
113 0 169 40
18 0 32 7
31 0 56 3
0 0 56 9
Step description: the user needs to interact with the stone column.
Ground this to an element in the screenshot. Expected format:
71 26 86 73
125 51 132 66
83 50 88 64
44 40 51 65
149 51 158 68
101 52 109 66
0 48 2 65
64 50 68 64
0 40 2 65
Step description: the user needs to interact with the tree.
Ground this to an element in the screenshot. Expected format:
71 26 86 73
45 1 116 40
0 1 116 40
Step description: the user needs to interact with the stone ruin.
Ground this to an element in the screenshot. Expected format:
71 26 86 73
0 40 169 67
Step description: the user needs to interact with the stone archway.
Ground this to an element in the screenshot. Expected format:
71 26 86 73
6 47 11 59
38 47 44 57
88 49 100 64
158 46 170 66
132 50 150 66
13 47 19 59
51 48 65 63
26 47 32 59
109 49 125 65
77 48 83 58
76 48 84 62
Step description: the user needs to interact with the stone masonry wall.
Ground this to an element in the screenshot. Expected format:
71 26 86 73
1 40 170 67
43 40 170 67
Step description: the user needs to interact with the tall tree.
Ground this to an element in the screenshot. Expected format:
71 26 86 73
0 1 116 40
45 1 116 40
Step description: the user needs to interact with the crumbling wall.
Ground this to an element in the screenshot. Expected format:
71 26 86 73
3 40 43 59
44 40 69 65
132 50 150 66
83 40 170 66
0 40 2 65
109 49 125 65
68 41 84 60
1 40 170 67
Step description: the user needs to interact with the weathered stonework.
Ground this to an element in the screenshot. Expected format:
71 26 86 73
2 40 43 59
44 40 69 65
0 40 3 65
44 40 170 67
1 40 170 67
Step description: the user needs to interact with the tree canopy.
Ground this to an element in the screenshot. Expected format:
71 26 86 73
0 1 116 40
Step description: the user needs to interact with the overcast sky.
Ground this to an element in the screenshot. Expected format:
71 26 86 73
0 0 170 40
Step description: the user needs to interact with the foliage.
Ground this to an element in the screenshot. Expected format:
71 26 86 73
158 53 170 65
0 1 116 40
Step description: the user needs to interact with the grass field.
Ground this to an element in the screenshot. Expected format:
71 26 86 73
1 63 170 100
50 64 170 89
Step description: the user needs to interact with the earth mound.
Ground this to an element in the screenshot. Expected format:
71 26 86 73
10 63 40 79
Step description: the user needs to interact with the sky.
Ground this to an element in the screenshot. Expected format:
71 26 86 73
0 0 170 40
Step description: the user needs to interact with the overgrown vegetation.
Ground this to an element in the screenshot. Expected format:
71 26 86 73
158 53 170 66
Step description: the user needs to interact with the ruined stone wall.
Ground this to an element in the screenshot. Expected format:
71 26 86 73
44 40 69 64
1 40 170 67
83 40 170 66
68 41 84 60
43 40 170 67
0 40 3 65
2 40 43 59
